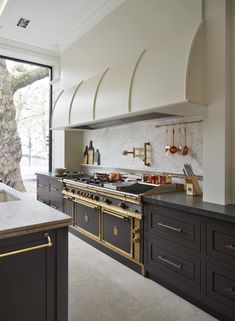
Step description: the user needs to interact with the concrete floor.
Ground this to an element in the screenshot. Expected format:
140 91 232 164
68 233 218 321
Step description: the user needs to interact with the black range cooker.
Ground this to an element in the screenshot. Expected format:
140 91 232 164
62 177 181 274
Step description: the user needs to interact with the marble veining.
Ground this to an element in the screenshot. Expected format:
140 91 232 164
82 116 203 176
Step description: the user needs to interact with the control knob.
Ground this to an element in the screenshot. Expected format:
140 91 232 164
93 195 99 201
71 189 75 194
104 198 112 205
119 201 128 209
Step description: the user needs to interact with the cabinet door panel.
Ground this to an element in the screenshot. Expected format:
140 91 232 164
207 221 235 266
75 202 100 237
0 231 56 321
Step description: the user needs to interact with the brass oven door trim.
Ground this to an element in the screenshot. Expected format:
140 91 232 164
63 195 75 226
101 208 134 259
71 225 100 242
73 198 99 210
73 198 101 240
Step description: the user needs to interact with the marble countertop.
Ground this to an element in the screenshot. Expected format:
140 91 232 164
0 183 72 239
143 191 235 223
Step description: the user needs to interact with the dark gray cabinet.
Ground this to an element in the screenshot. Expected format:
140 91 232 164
36 174 63 212
144 203 235 321
0 227 68 321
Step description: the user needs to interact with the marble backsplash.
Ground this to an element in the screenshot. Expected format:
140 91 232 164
82 116 203 176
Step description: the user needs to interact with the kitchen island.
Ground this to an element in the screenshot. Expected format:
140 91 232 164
0 183 72 321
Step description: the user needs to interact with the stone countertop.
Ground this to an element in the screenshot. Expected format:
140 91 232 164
0 183 72 239
143 191 235 224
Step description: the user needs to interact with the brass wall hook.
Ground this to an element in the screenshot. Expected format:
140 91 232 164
122 147 136 158
143 142 150 166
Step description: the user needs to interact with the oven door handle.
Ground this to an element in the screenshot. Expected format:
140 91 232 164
74 199 99 210
103 210 130 220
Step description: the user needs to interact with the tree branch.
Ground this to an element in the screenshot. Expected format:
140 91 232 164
12 68 49 93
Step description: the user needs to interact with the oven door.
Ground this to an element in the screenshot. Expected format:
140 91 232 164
102 209 133 258
74 199 100 240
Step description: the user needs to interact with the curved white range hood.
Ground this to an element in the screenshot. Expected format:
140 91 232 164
52 21 206 130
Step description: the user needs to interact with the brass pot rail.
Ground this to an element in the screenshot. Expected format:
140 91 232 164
0 233 53 259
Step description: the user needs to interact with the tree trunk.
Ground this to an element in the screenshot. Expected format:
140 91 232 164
0 58 49 192
0 59 25 191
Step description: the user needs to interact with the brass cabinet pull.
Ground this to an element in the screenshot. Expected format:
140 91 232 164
0 233 53 259
158 222 182 232
157 255 182 270
38 183 45 187
225 244 235 251
225 287 235 295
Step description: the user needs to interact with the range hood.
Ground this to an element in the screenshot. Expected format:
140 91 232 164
52 21 206 130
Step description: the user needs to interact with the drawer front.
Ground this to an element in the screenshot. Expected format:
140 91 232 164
145 205 200 251
75 202 100 237
207 221 235 266
146 236 201 290
48 179 62 199
37 176 49 195
207 263 235 313
63 197 74 219
102 210 132 255
49 198 63 212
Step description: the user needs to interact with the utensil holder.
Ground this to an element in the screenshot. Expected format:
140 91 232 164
185 176 202 196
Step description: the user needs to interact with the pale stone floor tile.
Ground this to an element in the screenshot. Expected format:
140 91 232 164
68 233 218 321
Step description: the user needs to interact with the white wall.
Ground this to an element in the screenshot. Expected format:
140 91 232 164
82 116 203 175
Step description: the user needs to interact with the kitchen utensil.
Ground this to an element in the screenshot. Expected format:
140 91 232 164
170 129 177 154
177 128 182 154
182 127 188 155
165 129 170 153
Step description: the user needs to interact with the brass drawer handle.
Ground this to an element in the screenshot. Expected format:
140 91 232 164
225 244 235 251
225 287 235 295
51 187 59 191
157 255 182 270
38 183 45 187
103 210 130 221
158 222 182 232
0 233 53 258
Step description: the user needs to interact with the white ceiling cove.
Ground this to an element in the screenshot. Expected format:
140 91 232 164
0 0 125 55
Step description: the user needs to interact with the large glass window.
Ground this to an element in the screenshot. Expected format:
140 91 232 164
0 57 51 193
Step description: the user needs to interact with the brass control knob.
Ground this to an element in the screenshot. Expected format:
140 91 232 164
104 198 111 205
119 201 128 209
71 189 75 194
93 195 99 201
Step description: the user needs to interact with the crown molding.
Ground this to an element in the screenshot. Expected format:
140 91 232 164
59 0 126 53
0 36 60 64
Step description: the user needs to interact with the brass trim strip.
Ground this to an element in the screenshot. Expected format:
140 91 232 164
0 233 53 258
68 81 83 125
93 68 109 120
155 120 203 128
128 49 146 112
103 209 129 220
101 240 132 258
71 225 100 242
74 199 99 210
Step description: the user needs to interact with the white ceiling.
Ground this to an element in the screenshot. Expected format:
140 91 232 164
0 0 125 55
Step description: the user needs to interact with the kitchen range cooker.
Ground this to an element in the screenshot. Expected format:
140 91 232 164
62 176 182 274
